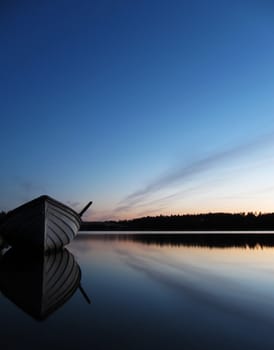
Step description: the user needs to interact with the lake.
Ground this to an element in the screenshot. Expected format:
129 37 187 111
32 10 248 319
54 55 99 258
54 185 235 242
1 232 274 349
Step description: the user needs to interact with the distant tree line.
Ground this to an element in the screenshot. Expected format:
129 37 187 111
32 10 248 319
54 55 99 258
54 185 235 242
80 212 274 231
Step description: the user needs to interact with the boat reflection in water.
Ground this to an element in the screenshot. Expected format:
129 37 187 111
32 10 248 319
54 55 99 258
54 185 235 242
0 247 89 321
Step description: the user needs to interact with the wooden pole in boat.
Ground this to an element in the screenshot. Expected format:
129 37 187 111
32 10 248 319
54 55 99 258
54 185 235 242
79 201 93 218
79 284 91 304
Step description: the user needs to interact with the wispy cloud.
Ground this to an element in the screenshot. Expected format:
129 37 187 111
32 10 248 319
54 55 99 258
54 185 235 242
114 133 274 214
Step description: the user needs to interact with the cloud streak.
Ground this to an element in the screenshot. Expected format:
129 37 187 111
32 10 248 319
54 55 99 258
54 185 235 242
114 133 274 214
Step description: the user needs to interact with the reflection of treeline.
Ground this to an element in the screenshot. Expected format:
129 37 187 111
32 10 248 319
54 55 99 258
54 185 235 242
81 212 274 231
77 233 274 249
128 233 274 248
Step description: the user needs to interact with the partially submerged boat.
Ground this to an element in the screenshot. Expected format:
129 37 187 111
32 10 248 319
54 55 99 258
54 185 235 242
0 195 92 252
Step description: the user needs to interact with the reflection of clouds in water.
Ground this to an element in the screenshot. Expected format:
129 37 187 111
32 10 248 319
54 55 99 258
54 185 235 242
114 245 227 282
67 236 274 349
114 246 274 328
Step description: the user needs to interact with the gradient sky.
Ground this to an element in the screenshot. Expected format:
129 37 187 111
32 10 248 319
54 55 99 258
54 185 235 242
1 0 274 220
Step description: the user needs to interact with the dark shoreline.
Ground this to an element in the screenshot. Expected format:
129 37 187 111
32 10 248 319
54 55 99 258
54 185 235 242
80 212 274 232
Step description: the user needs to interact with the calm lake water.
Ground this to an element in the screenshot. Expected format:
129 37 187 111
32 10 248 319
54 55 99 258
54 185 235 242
2 232 274 349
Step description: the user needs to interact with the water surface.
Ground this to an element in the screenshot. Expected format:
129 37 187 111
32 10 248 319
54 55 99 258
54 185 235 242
1 233 274 349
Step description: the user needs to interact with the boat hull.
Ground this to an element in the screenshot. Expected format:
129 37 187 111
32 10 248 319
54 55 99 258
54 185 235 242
0 196 81 252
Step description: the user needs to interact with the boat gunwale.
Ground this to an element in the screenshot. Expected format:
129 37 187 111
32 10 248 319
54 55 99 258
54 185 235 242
4 196 81 225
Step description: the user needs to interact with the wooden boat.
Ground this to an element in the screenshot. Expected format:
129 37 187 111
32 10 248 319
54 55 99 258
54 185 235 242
0 248 85 320
0 195 92 252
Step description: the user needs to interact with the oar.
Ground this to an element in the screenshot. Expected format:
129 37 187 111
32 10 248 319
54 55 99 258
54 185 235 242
79 284 91 304
78 201 93 218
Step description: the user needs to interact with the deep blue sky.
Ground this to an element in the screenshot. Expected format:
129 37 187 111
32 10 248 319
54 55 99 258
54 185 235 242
1 0 274 219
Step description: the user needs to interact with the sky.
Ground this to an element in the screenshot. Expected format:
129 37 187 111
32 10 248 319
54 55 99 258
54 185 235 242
1 0 274 220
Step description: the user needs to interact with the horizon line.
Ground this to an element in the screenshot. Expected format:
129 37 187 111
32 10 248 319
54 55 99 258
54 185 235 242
82 210 274 222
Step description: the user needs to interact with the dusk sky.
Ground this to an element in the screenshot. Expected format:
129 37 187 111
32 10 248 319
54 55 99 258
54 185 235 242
1 0 274 220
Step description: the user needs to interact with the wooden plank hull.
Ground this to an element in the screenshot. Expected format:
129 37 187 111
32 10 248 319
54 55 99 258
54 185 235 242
0 248 81 320
0 196 81 252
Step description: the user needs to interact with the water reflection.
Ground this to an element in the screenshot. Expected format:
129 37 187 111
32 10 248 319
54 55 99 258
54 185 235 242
68 234 274 350
78 232 274 248
0 248 84 321
2 234 274 349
